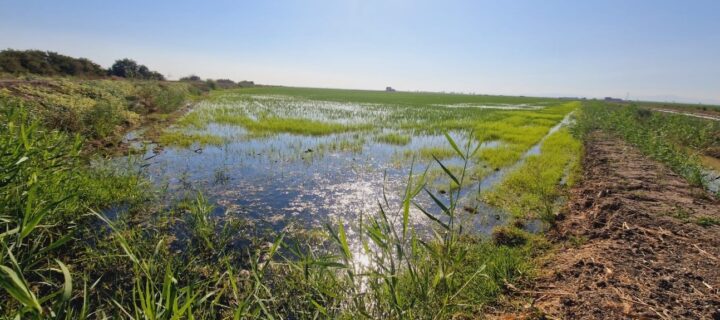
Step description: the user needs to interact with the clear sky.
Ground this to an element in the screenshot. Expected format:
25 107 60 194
1 0 719 103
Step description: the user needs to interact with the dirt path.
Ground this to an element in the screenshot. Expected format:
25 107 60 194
527 132 720 319
653 108 720 121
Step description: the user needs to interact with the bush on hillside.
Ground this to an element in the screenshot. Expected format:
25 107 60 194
0 49 107 77
109 58 165 80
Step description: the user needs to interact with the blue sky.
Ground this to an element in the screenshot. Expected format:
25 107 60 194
1 0 719 103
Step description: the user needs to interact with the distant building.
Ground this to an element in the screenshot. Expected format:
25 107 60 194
385 86 396 92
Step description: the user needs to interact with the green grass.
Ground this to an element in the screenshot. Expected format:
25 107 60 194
666 207 719 227
485 128 582 222
0 104 152 318
317 137 366 153
696 216 720 227
375 132 411 145
180 88 576 141
242 117 357 135
157 130 226 147
417 146 458 160
476 143 525 169
178 105 367 135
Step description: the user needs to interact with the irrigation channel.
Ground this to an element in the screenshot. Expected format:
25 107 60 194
110 101 575 256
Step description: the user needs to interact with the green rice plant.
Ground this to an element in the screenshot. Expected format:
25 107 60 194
485 128 582 222
217 86 558 108
158 130 226 147
476 143 525 169
177 105 366 136
316 137 366 153
179 89 576 142
412 146 458 160
226 133 538 318
176 110 206 128
243 117 357 136
376 132 411 145
425 164 466 191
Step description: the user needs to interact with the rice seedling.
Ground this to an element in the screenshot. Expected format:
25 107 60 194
414 146 459 160
484 128 582 222
375 132 412 145
157 130 226 147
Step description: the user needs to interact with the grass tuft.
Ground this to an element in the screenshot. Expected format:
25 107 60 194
375 132 412 145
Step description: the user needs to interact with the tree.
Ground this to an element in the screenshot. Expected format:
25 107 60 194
0 49 106 77
215 79 236 89
109 58 139 78
109 58 165 80
179 75 202 82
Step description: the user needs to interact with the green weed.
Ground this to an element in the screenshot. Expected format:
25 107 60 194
696 216 720 227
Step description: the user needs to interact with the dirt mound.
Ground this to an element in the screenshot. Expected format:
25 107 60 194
529 132 720 319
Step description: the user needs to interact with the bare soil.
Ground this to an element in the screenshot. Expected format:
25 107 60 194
515 132 720 319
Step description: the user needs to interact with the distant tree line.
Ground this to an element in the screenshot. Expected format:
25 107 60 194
0 49 254 86
0 49 164 80
180 74 254 89
0 49 106 77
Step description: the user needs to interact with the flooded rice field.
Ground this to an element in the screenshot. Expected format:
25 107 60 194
115 89 577 246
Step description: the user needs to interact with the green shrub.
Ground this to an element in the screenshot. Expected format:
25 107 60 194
0 49 106 77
